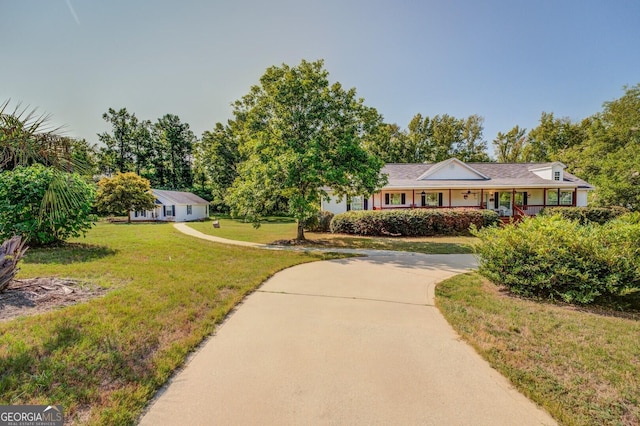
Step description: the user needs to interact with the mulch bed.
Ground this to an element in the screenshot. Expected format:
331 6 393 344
0 278 107 322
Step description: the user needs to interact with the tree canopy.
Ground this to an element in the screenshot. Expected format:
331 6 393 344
95 172 156 223
364 113 490 163
225 59 387 239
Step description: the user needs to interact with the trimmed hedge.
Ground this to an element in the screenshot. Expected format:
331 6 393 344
473 214 640 305
539 206 628 225
330 208 499 237
303 210 334 232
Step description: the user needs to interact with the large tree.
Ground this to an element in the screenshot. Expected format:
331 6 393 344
226 59 387 240
98 108 152 175
95 172 156 223
197 121 242 211
364 113 490 163
152 114 195 190
493 125 529 162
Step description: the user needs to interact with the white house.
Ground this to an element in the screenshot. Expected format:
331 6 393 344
322 158 594 219
130 189 210 222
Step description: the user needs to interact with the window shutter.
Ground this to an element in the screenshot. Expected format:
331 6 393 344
346 202 351 211
385 193 390 205
494 192 499 209
163 206 166 216
401 193 406 204
523 192 528 206
438 193 443 207
363 199 368 210
172 205 175 216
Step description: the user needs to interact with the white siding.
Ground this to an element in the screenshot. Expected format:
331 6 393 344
322 195 348 215
577 190 588 207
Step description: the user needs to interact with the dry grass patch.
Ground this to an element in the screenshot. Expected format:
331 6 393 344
436 273 640 426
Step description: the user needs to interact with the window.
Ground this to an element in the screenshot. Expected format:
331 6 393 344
385 192 406 206
187 205 193 215
546 190 559 205
423 193 439 207
164 205 174 216
349 196 363 211
560 191 573 206
554 171 561 181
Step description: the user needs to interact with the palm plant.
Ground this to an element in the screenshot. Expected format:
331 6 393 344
0 99 92 228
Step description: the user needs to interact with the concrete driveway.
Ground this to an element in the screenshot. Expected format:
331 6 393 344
139 227 556 425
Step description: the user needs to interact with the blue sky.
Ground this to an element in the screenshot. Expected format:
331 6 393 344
2 0 638 156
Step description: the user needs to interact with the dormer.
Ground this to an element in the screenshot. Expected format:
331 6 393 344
529 162 566 181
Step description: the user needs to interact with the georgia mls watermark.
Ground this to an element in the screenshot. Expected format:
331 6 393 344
0 405 63 426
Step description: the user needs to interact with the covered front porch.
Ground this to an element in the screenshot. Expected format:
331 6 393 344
367 187 582 218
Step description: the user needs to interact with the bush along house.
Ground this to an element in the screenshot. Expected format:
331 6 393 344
321 158 594 220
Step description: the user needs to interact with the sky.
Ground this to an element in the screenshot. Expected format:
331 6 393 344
2 0 639 157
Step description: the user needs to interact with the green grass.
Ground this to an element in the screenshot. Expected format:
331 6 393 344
189 218 477 254
436 273 640 425
0 222 323 425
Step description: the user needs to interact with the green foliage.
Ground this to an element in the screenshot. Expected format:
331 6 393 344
365 113 491 163
196 121 242 211
95 173 156 221
226 59 387 240
473 215 640 305
540 206 629 225
330 209 499 237
0 165 96 245
492 125 530 162
303 210 334 232
98 109 196 190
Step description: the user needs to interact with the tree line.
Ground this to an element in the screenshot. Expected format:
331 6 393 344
2 59 638 243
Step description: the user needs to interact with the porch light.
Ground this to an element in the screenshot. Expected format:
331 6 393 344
421 191 426 196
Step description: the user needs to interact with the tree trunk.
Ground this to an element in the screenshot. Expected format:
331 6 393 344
128 211 132 223
296 221 305 241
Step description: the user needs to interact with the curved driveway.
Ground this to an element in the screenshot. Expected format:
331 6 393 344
139 224 556 425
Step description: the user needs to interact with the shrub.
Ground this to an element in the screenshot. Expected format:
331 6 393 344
330 208 499 237
539 206 628 225
304 210 334 232
473 215 640 305
0 165 96 245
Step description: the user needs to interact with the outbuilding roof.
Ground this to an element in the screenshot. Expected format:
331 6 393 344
152 189 210 205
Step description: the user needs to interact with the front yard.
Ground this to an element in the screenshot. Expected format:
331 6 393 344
188 218 477 254
0 222 322 424
436 273 640 425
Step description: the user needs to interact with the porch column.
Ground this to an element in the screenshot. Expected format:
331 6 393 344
543 188 547 207
480 189 484 208
448 189 452 207
372 192 375 210
412 189 415 208
573 188 577 206
512 188 515 212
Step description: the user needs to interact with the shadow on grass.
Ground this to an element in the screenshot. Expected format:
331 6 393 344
23 243 118 265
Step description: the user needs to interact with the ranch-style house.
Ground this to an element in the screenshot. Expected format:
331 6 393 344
130 189 210 222
322 158 594 219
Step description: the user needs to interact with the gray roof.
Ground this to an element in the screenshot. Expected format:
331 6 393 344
152 189 210 205
381 162 594 190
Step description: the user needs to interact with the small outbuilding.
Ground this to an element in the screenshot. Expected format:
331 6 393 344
130 189 210 222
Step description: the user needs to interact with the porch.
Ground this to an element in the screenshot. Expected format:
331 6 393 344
367 187 581 219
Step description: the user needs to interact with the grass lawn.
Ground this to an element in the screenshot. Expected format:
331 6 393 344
436 273 640 426
188 218 477 254
0 222 324 425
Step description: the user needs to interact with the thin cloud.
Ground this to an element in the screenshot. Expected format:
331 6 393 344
65 0 80 26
